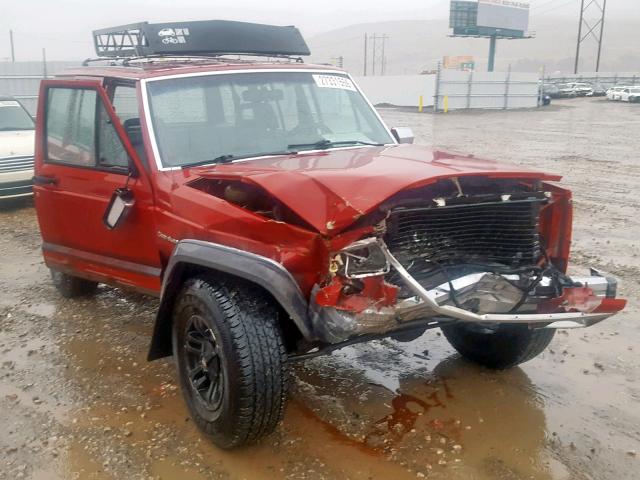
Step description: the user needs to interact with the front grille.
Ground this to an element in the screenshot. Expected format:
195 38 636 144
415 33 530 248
0 156 34 173
385 198 544 293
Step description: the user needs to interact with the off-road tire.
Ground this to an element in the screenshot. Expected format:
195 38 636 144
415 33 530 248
172 275 288 448
50 269 98 298
441 323 555 369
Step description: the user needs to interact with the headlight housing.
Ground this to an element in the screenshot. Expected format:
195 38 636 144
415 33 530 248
334 238 390 279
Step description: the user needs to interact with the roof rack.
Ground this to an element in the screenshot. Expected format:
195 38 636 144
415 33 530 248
92 20 311 59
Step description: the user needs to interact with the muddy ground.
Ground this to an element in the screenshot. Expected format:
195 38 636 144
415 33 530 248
1 97 638 479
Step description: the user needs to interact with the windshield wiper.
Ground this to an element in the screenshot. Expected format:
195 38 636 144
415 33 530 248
180 155 234 168
287 139 384 150
180 150 297 169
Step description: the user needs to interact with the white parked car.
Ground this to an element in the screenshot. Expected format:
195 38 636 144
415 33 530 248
606 86 627 101
619 87 640 103
0 96 35 199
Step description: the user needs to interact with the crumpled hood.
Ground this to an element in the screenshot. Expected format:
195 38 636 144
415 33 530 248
0 130 35 158
193 144 561 235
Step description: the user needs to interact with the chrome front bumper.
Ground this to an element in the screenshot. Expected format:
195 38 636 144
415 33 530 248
310 242 623 343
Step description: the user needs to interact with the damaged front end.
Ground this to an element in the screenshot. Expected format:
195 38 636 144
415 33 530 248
309 178 626 344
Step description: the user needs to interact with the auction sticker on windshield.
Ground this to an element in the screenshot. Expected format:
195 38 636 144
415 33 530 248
0 101 20 107
312 74 357 91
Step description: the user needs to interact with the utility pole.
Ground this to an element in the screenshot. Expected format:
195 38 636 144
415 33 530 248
9 30 15 62
364 33 389 76
596 0 607 72
42 48 47 78
574 0 607 73
380 34 389 75
371 34 377 77
363 33 368 76
574 0 585 74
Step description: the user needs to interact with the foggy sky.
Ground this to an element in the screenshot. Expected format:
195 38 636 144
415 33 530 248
2 0 639 61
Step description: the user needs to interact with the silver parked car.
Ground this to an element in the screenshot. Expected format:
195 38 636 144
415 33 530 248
0 96 35 199
567 82 594 97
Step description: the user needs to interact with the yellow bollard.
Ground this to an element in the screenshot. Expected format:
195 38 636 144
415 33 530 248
418 95 423 113
444 95 449 113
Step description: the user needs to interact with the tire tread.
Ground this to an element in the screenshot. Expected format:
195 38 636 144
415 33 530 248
442 323 555 369
173 275 288 448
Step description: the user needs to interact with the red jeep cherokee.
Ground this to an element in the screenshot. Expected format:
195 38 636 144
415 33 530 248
33 21 626 448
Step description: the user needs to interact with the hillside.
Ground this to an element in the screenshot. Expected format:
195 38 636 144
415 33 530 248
307 17 640 74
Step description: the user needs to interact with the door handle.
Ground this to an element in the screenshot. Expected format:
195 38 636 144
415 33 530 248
33 175 58 186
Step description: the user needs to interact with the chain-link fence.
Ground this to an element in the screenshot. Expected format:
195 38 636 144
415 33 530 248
544 72 640 88
434 66 540 111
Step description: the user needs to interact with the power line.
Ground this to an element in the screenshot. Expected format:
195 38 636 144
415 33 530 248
534 0 579 16
530 0 571 11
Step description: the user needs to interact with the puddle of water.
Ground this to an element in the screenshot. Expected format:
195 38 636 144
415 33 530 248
64 440 116 480
5 277 625 480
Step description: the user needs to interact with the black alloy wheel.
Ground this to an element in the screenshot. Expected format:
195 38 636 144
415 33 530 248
183 314 225 415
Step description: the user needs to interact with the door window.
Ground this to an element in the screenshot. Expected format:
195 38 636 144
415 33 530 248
46 88 97 166
45 87 130 173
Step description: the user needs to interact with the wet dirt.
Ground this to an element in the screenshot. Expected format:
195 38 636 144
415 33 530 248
1 98 639 479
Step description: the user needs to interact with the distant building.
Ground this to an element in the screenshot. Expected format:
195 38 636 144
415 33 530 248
443 55 475 71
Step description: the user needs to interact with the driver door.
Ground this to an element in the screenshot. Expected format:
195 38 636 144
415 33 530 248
33 79 162 295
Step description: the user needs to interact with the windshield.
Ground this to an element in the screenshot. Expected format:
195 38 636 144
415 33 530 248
0 100 34 131
146 71 394 167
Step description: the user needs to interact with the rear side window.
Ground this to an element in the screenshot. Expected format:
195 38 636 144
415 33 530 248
97 102 129 169
45 87 130 172
112 85 139 124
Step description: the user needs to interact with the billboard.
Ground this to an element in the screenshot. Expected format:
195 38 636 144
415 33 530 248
450 1 478 29
476 0 530 33
450 0 529 37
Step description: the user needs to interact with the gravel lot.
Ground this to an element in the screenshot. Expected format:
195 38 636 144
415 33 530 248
1 97 638 480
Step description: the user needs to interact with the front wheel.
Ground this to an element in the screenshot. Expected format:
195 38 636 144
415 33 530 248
441 323 555 369
172 275 288 448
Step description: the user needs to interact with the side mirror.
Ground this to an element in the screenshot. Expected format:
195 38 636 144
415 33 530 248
103 188 135 230
391 127 414 144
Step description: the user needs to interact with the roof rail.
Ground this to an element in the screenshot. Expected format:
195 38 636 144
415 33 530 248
81 53 306 67
92 20 311 59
